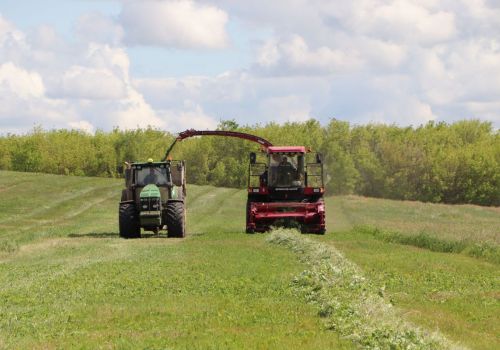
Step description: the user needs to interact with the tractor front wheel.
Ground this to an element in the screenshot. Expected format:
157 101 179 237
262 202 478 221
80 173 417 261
166 201 186 238
119 203 141 239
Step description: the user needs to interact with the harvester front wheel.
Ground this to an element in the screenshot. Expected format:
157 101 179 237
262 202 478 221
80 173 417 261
245 200 255 234
166 201 186 238
119 203 141 239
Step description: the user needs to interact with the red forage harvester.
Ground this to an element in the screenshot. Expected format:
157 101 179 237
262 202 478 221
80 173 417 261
163 129 325 234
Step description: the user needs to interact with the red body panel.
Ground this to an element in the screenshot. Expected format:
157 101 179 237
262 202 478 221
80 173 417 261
267 146 306 153
247 200 325 233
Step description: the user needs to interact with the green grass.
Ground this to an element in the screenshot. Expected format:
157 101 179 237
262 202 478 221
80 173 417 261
317 230 499 350
0 170 499 349
0 172 350 349
0 233 354 349
326 195 500 244
268 229 461 349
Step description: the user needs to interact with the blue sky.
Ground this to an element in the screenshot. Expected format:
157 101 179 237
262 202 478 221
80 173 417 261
0 0 499 133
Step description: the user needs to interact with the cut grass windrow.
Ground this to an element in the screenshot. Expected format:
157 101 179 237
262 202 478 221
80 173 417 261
355 226 500 265
267 228 466 350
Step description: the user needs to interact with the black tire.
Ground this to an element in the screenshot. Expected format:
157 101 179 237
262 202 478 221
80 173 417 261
300 226 326 235
246 200 255 234
119 203 141 238
166 201 185 238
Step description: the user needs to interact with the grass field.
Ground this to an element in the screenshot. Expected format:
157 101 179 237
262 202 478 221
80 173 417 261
0 171 498 349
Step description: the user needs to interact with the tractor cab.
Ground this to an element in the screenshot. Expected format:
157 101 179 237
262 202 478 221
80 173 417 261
124 161 186 198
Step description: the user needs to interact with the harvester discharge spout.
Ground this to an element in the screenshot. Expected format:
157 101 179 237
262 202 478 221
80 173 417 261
162 129 273 161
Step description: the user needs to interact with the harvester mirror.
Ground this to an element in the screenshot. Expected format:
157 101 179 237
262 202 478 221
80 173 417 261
316 153 323 164
250 152 257 164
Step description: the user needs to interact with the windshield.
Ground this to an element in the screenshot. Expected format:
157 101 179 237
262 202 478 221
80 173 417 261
268 153 305 187
135 167 169 186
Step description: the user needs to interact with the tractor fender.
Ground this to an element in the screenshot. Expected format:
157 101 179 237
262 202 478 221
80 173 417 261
169 186 184 200
121 189 133 202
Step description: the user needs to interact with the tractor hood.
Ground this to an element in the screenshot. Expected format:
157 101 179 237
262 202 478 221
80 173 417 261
140 184 161 198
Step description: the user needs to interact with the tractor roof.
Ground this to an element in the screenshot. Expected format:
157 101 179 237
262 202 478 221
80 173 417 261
131 161 168 167
267 146 307 153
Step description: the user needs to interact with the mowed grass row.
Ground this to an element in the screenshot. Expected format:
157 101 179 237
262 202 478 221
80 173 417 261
268 229 462 349
0 171 499 349
324 196 499 350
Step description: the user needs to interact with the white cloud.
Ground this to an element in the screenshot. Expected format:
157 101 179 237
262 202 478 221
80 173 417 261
0 14 24 45
0 62 78 129
68 120 95 133
199 1 500 126
134 72 327 124
75 12 124 45
108 88 165 129
2 0 500 134
259 95 312 123
359 95 437 125
0 15 219 134
0 62 45 98
159 103 218 130
120 0 229 49
255 35 363 76
361 1 457 45
60 65 127 100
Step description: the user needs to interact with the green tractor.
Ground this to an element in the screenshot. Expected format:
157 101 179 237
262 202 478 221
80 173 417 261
119 159 186 238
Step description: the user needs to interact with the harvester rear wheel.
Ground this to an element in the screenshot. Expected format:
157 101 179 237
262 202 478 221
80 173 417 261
166 201 185 238
119 203 141 239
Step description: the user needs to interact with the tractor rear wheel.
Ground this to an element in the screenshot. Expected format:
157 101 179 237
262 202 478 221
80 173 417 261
119 203 141 238
166 201 185 238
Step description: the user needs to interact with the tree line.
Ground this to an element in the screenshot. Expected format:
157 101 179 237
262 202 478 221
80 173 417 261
0 119 498 206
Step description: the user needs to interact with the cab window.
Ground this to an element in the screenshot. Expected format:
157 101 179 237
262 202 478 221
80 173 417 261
135 167 168 186
268 153 305 187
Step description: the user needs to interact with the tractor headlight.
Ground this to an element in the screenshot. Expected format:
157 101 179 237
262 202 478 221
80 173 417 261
140 197 161 212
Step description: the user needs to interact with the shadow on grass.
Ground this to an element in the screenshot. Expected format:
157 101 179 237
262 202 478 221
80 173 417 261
67 232 189 239
68 232 118 238
68 230 220 239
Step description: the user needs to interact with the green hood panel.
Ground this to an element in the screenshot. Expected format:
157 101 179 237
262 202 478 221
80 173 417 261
140 184 161 198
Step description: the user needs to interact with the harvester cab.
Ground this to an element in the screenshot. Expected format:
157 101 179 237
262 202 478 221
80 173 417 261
119 159 186 238
164 129 326 235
